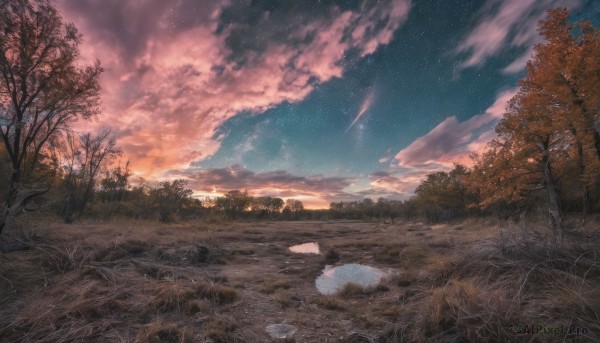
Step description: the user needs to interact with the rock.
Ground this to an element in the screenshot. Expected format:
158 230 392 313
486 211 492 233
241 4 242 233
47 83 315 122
265 324 297 340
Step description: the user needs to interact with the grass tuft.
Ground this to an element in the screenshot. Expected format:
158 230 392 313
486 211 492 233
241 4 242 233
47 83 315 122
259 279 293 294
136 319 195 343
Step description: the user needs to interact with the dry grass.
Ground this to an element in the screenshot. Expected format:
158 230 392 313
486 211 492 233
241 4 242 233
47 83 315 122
0 225 239 342
1 218 599 342
418 278 517 341
274 291 295 309
373 244 406 265
308 295 347 311
136 319 195 343
390 268 418 287
337 282 389 298
259 278 293 294
202 316 239 343
377 228 600 342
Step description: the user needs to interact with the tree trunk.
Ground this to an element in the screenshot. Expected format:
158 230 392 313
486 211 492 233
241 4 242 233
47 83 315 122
0 203 17 235
542 158 564 249
582 184 592 219
0 173 20 235
1 174 47 235
576 138 592 218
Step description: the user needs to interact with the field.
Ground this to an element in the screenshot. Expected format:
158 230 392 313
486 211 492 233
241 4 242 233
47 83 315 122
1 218 599 342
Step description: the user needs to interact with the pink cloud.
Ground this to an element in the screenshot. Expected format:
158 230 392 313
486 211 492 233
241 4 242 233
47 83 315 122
393 88 517 169
368 171 413 195
363 165 447 199
501 46 535 74
166 165 357 209
456 0 579 71
58 0 411 179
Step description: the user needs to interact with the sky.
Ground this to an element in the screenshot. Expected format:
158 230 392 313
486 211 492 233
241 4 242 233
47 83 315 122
56 0 599 208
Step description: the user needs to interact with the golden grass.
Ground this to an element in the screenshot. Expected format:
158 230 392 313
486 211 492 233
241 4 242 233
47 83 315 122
390 268 418 287
385 232 600 342
2 217 599 341
202 316 238 343
0 224 239 342
308 295 347 311
136 319 195 343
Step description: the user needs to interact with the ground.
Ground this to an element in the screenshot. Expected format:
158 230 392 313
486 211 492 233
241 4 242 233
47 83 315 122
1 218 599 342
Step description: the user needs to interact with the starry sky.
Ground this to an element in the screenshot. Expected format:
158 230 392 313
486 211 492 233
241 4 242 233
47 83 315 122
57 0 599 208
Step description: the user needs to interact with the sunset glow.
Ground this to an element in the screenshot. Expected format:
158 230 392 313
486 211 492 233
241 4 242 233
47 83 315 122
55 0 591 208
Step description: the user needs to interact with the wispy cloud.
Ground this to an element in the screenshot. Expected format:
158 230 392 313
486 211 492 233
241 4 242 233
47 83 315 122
367 170 415 196
58 0 411 178
455 0 579 72
501 46 531 74
169 165 353 196
361 165 447 199
393 88 517 169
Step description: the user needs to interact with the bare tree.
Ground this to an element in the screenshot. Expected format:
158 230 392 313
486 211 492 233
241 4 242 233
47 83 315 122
0 0 102 233
59 130 121 223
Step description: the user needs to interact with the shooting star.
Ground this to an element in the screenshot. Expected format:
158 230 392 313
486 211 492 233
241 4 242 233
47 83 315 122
345 89 374 133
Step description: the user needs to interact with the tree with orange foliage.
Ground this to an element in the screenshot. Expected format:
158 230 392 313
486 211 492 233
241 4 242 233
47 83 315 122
471 9 600 248
524 9 600 216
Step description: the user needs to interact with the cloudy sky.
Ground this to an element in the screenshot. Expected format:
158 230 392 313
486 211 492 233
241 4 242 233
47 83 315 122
56 0 598 208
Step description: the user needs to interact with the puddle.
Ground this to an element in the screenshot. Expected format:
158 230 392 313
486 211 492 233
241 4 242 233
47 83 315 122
289 242 320 254
265 324 297 339
315 263 385 295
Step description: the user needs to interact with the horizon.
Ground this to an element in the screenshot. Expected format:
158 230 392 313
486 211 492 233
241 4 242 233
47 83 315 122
56 0 598 208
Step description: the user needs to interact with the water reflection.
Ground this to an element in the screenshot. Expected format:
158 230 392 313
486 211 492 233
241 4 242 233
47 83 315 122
265 324 297 339
315 263 384 295
289 242 320 254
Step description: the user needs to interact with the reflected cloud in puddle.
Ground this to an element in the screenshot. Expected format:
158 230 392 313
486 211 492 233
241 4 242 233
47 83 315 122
289 242 320 254
315 263 385 295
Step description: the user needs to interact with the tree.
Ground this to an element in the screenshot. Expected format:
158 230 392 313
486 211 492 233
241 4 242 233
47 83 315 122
518 9 600 217
470 9 600 248
58 130 121 223
228 190 252 217
469 146 527 217
150 179 193 223
284 199 304 219
358 198 375 219
413 164 473 222
250 196 284 217
214 190 253 219
98 161 132 202
0 0 102 233
269 197 284 214
494 101 566 248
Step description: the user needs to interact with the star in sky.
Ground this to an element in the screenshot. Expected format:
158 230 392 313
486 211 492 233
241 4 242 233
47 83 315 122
57 0 597 208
